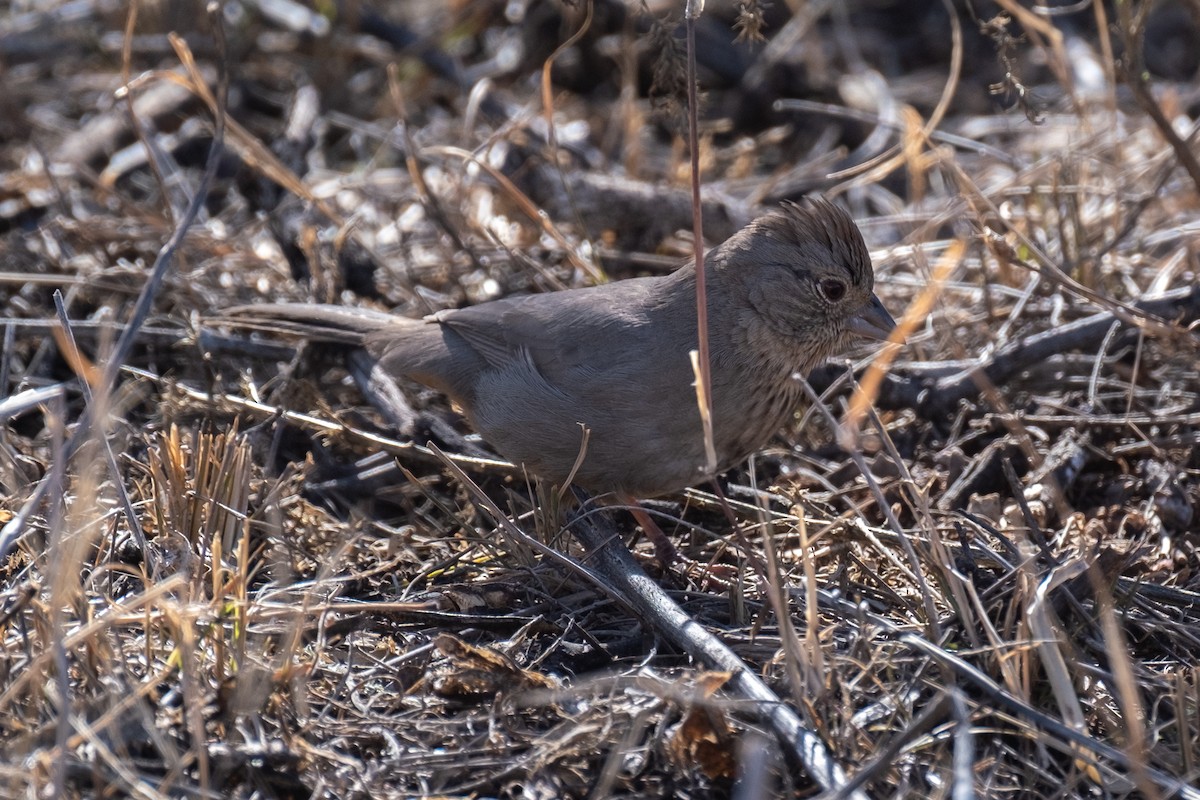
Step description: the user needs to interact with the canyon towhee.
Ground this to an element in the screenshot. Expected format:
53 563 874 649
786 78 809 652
220 199 896 498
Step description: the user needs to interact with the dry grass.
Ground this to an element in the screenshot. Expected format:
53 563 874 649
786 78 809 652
0 1 1198 798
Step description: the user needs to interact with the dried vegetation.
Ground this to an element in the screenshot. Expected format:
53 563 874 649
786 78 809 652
0 0 1198 798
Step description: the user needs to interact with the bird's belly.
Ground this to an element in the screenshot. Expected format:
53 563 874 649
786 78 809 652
475 401 711 498
467 352 806 498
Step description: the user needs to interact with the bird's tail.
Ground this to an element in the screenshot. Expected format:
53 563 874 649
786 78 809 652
213 303 411 347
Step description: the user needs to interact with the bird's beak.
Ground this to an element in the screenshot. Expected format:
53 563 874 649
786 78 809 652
848 294 899 342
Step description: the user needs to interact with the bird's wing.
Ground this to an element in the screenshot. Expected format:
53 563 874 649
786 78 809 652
432 283 638 371
425 296 547 372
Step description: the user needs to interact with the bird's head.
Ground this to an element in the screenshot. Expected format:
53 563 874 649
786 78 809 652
717 198 897 354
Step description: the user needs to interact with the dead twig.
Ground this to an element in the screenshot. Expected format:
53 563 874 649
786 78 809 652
567 488 866 799
1116 0 1200 195
918 284 1200 417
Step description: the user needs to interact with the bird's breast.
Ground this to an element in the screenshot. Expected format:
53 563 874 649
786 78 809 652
708 326 824 472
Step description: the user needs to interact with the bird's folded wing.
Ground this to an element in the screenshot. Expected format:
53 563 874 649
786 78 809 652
429 277 670 394
429 295 576 376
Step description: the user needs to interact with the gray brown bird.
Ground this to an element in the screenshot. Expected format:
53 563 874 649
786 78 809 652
219 199 896 498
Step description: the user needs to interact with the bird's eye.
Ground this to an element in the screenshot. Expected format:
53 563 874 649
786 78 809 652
819 278 847 302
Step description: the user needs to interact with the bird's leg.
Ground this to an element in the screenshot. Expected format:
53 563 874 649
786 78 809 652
626 500 679 568
624 499 738 589
579 490 678 570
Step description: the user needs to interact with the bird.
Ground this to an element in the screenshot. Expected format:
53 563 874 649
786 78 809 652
216 199 896 500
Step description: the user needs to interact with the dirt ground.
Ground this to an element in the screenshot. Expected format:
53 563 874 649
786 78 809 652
0 0 1198 798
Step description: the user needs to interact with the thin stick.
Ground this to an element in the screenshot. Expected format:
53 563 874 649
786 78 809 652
685 0 715 474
